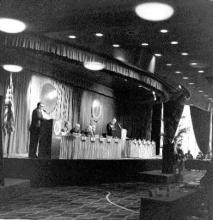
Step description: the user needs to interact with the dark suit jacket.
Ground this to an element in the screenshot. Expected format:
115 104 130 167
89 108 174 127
106 122 116 136
29 108 44 132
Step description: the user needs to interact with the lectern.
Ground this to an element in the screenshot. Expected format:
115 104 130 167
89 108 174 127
38 119 62 159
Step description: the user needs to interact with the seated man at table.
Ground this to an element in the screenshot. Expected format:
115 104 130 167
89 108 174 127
85 124 96 136
106 118 117 136
70 123 81 134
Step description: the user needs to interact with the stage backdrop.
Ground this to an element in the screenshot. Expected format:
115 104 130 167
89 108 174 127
2 72 116 157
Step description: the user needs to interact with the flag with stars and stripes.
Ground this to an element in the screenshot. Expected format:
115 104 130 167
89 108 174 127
3 73 15 135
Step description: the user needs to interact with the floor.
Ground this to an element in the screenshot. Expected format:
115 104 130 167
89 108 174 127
0 170 208 220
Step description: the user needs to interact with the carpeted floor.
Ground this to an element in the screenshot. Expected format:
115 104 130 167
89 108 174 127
0 170 208 220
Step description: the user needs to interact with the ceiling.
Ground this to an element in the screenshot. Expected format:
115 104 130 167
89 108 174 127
0 0 212 108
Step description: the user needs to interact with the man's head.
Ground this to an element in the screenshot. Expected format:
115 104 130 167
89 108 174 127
37 102 44 109
112 118 117 125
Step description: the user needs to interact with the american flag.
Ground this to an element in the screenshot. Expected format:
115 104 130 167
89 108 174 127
2 73 15 135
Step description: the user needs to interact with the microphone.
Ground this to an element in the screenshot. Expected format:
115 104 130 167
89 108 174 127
117 122 122 129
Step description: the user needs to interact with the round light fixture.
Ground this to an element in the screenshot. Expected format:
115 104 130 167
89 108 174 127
198 70 204 73
154 53 162 57
95 33 103 37
181 52 189 56
170 41 178 45
198 90 203 93
175 71 181 74
188 82 195 85
190 62 198 66
160 29 168 33
135 2 174 21
0 18 26 33
68 35 76 39
112 44 120 48
183 76 189 80
83 61 105 71
166 63 172 66
141 42 149 46
3 64 23 72
204 94 209 97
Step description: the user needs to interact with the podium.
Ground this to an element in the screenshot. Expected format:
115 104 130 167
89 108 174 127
38 119 62 159
115 127 127 140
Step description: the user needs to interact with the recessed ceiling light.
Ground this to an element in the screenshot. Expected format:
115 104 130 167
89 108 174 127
68 35 76 39
138 85 143 88
160 29 168 33
0 18 26 33
188 82 195 85
175 71 181 74
170 41 178 45
154 53 162 57
204 94 209 97
112 44 120 48
183 76 189 80
141 42 149 46
95 33 103 37
166 63 172 66
178 85 182 89
190 62 197 66
181 52 189 56
209 98 212 100
198 90 203 93
3 64 23 72
135 2 174 21
83 61 105 71
198 70 204 73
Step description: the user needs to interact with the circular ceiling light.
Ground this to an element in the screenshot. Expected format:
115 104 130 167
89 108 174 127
112 44 120 48
160 29 168 33
0 18 26 33
198 90 203 93
3 64 23 72
154 53 162 57
95 33 103 37
83 61 105 71
175 71 181 74
135 2 174 21
198 70 204 73
190 62 198 66
204 94 209 97
181 52 189 56
183 76 189 80
166 63 172 66
170 41 178 45
68 35 76 39
141 42 149 46
188 82 195 85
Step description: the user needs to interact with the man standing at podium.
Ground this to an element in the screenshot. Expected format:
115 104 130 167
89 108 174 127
29 102 45 158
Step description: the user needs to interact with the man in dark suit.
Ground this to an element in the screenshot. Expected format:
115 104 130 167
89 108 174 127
106 118 117 136
29 102 45 158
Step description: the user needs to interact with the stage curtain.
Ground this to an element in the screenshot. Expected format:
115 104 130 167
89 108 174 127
117 102 153 139
3 72 32 157
80 90 116 134
190 106 210 154
151 104 161 154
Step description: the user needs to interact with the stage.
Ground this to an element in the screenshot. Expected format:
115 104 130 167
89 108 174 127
3 157 162 187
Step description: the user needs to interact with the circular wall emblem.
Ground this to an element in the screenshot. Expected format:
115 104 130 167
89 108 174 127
91 99 102 121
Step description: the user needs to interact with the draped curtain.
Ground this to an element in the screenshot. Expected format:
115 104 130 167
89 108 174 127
117 101 153 139
190 106 210 154
151 104 162 155
3 72 32 157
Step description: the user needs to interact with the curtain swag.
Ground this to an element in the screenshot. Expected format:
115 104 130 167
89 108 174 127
1 34 171 97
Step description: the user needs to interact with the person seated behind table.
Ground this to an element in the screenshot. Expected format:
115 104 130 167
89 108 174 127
185 150 193 160
85 124 96 136
70 123 81 134
106 118 117 136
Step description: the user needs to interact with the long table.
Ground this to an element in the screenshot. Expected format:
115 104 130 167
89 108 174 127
60 135 156 159
60 135 125 159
